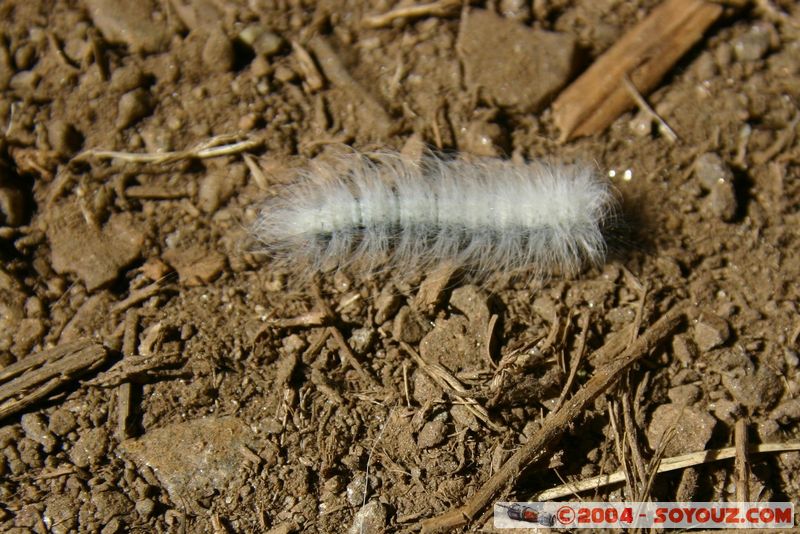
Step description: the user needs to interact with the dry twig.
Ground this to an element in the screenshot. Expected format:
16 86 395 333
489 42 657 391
420 301 688 532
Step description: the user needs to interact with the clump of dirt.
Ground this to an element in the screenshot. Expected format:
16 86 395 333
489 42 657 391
1 0 800 532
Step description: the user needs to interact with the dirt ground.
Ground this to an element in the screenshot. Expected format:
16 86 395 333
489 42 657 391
1 0 800 532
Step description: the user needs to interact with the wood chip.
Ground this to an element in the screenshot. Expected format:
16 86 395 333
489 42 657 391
0 341 109 420
552 0 722 141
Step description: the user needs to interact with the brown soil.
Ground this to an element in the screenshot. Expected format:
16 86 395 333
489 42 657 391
1 1 799 533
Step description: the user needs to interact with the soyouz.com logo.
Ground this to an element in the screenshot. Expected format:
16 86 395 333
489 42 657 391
494 502 795 529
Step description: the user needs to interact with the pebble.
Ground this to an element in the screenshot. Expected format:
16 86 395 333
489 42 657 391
92 489 133 524
417 417 448 449
457 9 576 112
671 334 698 365
733 22 773 62
0 186 25 226
693 152 733 189
449 285 490 326
707 178 738 221
722 365 783 410
86 0 169 53
347 500 388 534
116 88 154 129
412 370 443 404
667 384 701 406
109 64 146 93
48 209 145 290
47 120 83 156
135 498 156 518
693 153 739 222
14 43 37 70
692 313 730 351
202 28 235 73
20 413 57 453
239 25 284 57
162 246 226 286
459 119 505 157
646 404 716 457
70 427 109 467
44 494 78 534
392 306 426 344
349 327 375 354
118 417 259 503
48 409 78 436
373 287 401 324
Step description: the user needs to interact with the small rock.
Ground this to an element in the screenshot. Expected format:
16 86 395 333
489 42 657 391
457 9 576 112
49 409 77 436
693 152 734 189
48 208 145 291
412 370 443 404
667 384 701 406
9 70 40 93
116 88 154 129
646 404 716 457
162 246 226 286
44 494 78 534
86 0 169 53
92 490 133 524
347 500 387 534
459 119 505 157
12 317 45 355
450 404 480 432
140 257 171 281
671 334 697 365
449 285 490 325
281 334 307 355
197 168 243 213
392 306 426 344
722 365 783 410
70 428 109 468
0 187 26 226
707 179 738 221
135 498 156 518
345 475 368 507
17 436 43 468
709 399 741 425
733 23 773 62
118 417 259 503
239 25 284 57
417 417 448 449
20 413 57 452
349 327 375 354
202 29 235 73
14 43 37 70
499 0 531 21
47 120 83 156
693 313 730 351
109 64 146 93
60 292 114 342
373 287 401 324
100 517 123 534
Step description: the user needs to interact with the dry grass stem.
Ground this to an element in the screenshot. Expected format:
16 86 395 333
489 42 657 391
78 135 261 164
362 0 461 28
534 442 800 501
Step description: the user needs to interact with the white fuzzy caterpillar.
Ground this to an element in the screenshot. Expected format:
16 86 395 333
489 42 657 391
253 152 618 279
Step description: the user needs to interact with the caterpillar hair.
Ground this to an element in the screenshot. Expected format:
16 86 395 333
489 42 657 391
252 152 619 280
